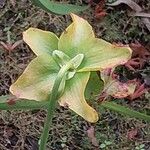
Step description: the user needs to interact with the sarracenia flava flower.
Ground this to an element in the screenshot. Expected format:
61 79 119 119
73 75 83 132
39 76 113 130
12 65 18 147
10 14 132 123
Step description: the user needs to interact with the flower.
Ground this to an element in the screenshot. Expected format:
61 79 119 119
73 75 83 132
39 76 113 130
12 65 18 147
10 14 132 122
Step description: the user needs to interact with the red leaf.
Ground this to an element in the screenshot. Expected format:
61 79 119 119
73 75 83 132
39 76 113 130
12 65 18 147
91 0 107 19
99 69 136 100
129 42 150 59
125 42 150 71
127 129 138 140
127 83 146 100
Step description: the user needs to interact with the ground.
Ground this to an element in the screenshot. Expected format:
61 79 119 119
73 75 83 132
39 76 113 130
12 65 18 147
0 0 150 150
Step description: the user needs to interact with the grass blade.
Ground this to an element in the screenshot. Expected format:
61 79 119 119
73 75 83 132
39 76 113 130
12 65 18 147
100 101 150 122
1 95 149 122
0 95 48 110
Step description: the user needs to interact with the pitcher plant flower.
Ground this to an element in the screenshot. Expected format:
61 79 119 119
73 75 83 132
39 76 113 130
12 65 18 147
10 14 132 149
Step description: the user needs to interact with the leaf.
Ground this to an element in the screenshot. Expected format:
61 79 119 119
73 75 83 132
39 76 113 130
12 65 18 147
103 81 136 99
129 42 150 59
0 40 22 51
23 28 59 56
129 12 150 18
107 0 142 12
0 95 9 103
1 95 150 123
0 95 48 110
99 69 147 101
125 42 150 71
10 55 59 101
99 69 136 99
100 101 150 122
31 0 89 15
59 72 99 123
59 14 132 72
142 18 150 31
127 83 146 100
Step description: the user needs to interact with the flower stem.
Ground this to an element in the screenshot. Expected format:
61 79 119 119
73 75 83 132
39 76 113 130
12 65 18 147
39 62 73 150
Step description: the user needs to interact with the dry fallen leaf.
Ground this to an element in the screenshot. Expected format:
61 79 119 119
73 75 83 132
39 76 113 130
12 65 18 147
10 0 16 7
107 0 150 31
127 83 146 100
0 40 23 52
130 42 150 59
0 0 5 8
99 69 136 100
107 0 141 11
99 68 148 101
143 18 150 31
87 126 99 147
129 12 150 18
124 42 150 71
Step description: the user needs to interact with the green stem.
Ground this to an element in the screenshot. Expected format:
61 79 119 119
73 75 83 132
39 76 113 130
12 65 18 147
39 62 73 150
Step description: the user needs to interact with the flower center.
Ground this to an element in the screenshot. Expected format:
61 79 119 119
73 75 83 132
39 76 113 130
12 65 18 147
52 50 84 80
52 50 84 98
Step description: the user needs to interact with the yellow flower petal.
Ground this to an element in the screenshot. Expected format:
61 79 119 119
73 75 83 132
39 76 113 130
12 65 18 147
59 72 99 123
23 28 59 56
10 55 59 101
59 14 132 72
